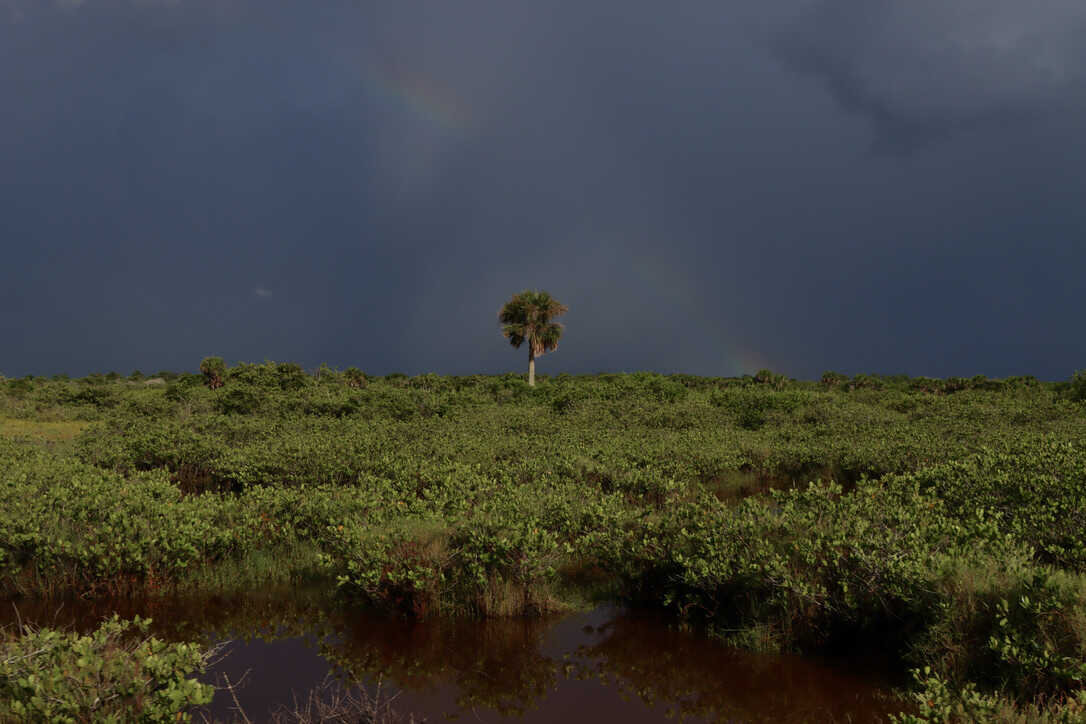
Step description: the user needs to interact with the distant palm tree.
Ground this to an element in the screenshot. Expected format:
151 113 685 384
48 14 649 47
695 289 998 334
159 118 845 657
499 290 568 386
199 356 226 390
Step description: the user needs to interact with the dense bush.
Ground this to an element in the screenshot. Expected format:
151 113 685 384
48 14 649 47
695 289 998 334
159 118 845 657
904 442 1086 570
0 616 213 722
214 385 263 415
343 366 367 389
1069 370 1086 403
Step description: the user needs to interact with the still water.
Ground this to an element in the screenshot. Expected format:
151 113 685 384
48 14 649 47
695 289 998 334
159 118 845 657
2 588 902 722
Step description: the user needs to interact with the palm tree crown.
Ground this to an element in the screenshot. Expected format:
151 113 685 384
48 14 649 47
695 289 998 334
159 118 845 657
499 290 568 385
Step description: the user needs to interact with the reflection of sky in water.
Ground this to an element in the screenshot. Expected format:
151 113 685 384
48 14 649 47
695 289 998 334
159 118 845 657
0 589 899 723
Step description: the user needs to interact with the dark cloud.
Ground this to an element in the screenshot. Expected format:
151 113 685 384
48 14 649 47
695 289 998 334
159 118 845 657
773 0 1086 150
1 0 1085 380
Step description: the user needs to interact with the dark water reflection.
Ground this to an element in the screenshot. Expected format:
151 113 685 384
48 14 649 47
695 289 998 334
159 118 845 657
1 588 901 722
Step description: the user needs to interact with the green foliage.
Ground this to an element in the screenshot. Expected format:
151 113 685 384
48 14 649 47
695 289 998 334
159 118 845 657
66 385 119 409
226 361 311 391
709 387 802 430
4 368 1086 720
343 366 367 389
892 668 1086 723
550 390 577 415
0 615 213 722
214 385 263 415
1069 371 1086 403
163 382 192 403
753 368 788 390
0 441 371 592
905 442 1086 570
987 584 1086 697
498 290 568 354
6 377 36 396
849 373 883 390
892 668 1002 723
642 373 688 403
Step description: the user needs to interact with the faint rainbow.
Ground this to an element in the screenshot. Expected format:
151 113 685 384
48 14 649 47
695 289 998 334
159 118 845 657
361 62 472 132
728 345 774 377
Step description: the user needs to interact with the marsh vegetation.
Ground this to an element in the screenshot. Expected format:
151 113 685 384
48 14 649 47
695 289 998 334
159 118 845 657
2 366 1086 721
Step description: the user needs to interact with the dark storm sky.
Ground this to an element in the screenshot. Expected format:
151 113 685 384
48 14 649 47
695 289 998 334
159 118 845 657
3 0 1085 380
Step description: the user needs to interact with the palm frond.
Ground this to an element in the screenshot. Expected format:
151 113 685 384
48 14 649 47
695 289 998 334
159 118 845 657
537 323 563 354
502 323 526 348
499 289 567 357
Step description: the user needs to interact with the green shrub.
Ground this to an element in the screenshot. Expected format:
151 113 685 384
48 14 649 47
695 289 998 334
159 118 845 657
274 362 309 391
0 615 214 722
711 388 799 430
904 442 1086 570
1069 371 1086 403
383 372 409 387
753 369 788 390
66 385 119 409
214 385 263 415
550 390 577 415
891 668 1002 723
164 382 191 403
343 366 367 389
849 373 883 390
646 375 688 403
6 377 36 396
304 395 363 418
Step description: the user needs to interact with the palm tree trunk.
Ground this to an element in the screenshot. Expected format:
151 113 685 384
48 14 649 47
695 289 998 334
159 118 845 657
528 348 536 387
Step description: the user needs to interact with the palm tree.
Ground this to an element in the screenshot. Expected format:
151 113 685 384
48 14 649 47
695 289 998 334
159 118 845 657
499 290 568 386
199 356 226 390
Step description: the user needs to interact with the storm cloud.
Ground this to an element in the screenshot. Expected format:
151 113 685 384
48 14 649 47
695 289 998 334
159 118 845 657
774 0 1086 149
1 0 1084 379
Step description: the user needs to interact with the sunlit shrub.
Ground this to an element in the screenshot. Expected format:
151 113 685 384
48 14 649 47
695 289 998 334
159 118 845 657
66 385 119 409
0 616 214 722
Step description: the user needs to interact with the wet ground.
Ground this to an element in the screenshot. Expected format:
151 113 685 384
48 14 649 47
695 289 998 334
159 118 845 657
1 588 904 722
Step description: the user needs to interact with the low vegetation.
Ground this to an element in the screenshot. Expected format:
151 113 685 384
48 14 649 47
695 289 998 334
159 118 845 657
0 615 214 722
2 365 1086 720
